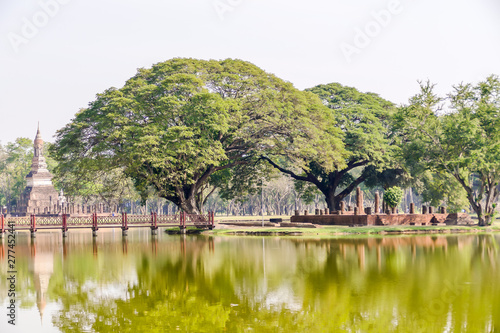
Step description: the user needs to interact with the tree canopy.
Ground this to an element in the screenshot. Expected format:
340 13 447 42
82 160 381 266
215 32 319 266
51 58 346 214
0 138 33 208
262 82 398 210
395 75 500 225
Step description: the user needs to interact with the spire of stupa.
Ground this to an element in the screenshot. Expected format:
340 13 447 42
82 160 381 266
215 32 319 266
34 122 44 154
16 125 59 215
26 125 52 186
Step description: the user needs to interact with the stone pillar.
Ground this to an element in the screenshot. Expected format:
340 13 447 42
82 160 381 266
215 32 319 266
365 207 372 215
340 201 345 215
374 191 380 214
354 207 359 215
304 210 308 215
356 187 364 214
429 206 434 214
440 207 447 214
294 210 299 216
319 209 324 215
410 203 415 214
422 205 428 214
315 209 319 215
391 206 396 214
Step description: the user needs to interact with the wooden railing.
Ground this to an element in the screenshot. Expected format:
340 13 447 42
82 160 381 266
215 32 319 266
0 212 215 237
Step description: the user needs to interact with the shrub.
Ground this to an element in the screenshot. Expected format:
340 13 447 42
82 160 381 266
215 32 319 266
383 187 404 209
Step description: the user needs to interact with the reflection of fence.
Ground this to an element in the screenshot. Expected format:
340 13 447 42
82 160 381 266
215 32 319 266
0 212 215 237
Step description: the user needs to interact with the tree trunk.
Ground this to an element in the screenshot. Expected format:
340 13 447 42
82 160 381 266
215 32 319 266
326 194 337 212
180 197 201 215
324 186 350 212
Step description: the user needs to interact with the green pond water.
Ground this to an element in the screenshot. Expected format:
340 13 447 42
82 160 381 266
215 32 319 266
0 230 499 332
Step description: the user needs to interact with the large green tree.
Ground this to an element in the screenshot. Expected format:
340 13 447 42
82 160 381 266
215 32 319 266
51 58 346 214
396 76 500 225
262 83 397 211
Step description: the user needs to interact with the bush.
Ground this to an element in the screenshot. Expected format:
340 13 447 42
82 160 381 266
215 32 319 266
383 187 404 209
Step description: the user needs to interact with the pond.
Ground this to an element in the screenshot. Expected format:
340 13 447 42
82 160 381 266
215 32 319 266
0 230 499 332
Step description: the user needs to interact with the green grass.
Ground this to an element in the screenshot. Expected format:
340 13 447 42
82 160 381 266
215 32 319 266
164 226 205 234
206 223 500 238
215 215 289 222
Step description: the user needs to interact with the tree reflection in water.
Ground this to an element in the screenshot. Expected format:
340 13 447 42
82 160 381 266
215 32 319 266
1 232 499 332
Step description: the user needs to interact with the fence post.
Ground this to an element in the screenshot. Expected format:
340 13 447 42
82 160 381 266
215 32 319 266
180 212 186 234
62 214 68 238
30 215 36 238
122 212 128 237
92 213 98 237
151 212 158 235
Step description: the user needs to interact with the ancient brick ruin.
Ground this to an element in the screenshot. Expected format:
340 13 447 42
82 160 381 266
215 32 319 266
291 187 474 226
6 126 127 217
15 126 60 216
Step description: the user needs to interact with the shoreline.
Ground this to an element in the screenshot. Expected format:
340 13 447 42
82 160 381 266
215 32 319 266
194 223 500 237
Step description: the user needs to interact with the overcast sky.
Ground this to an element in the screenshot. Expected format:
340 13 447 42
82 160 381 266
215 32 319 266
1 0 499 144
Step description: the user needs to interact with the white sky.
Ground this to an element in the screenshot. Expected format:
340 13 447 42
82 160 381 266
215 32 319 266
1 0 499 144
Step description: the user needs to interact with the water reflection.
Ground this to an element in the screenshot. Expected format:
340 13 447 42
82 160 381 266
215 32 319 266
28 247 54 324
0 231 499 332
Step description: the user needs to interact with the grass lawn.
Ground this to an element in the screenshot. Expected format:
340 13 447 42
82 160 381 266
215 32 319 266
215 215 289 222
204 218 500 237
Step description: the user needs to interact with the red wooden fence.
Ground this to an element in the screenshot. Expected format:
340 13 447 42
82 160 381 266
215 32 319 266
0 212 215 235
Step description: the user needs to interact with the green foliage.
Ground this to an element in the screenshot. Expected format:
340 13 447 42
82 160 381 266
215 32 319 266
307 83 395 168
51 58 343 213
417 171 469 213
395 75 500 225
383 186 403 208
264 82 398 210
0 138 33 207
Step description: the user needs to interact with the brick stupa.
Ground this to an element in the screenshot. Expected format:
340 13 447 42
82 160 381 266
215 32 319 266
17 126 59 215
